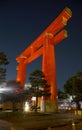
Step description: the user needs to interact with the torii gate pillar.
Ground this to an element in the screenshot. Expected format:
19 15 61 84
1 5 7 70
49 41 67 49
16 7 72 112
42 35 57 100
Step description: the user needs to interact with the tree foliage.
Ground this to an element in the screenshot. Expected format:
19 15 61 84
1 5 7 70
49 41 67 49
6 80 26 111
0 51 9 84
29 69 51 111
57 89 67 99
64 72 82 109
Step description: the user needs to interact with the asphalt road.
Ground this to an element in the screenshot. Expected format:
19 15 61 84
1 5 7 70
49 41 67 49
0 120 12 130
0 112 82 130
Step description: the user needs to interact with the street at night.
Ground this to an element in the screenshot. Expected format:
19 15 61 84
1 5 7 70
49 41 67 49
0 112 82 130
0 0 82 130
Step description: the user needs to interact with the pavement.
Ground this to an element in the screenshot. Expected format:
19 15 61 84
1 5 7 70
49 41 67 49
0 120 12 130
0 112 82 130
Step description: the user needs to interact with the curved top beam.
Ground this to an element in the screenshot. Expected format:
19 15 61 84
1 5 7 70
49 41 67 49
16 7 72 63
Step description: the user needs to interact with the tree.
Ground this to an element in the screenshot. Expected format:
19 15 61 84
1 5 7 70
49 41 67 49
0 80 29 111
29 69 51 112
57 89 67 99
0 51 9 84
6 80 25 111
64 71 82 109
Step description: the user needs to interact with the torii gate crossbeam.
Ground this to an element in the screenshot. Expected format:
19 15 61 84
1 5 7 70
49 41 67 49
16 7 72 101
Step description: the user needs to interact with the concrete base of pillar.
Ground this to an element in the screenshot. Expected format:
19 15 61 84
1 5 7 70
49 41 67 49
40 100 58 112
40 100 46 112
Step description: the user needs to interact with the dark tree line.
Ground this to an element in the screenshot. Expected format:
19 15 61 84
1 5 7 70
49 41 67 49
0 51 9 84
58 72 82 110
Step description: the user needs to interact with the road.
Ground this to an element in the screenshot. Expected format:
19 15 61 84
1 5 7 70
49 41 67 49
0 112 82 130
0 120 12 130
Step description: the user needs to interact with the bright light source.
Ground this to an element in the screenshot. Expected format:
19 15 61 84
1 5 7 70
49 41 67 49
0 88 12 92
24 101 29 112
32 97 36 101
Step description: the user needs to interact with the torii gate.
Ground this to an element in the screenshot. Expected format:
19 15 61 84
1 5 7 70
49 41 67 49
16 7 72 101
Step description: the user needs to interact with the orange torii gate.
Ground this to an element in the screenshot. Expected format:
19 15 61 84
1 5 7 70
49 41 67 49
16 7 72 102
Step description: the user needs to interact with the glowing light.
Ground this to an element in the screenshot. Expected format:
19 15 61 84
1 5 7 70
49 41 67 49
24 101 29 111
32 97 36 101
0 87 13 92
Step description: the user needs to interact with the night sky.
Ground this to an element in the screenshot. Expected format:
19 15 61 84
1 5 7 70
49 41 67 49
0 0 82 90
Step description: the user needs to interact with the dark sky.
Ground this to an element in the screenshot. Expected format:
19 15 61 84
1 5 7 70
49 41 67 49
0 0 82 90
